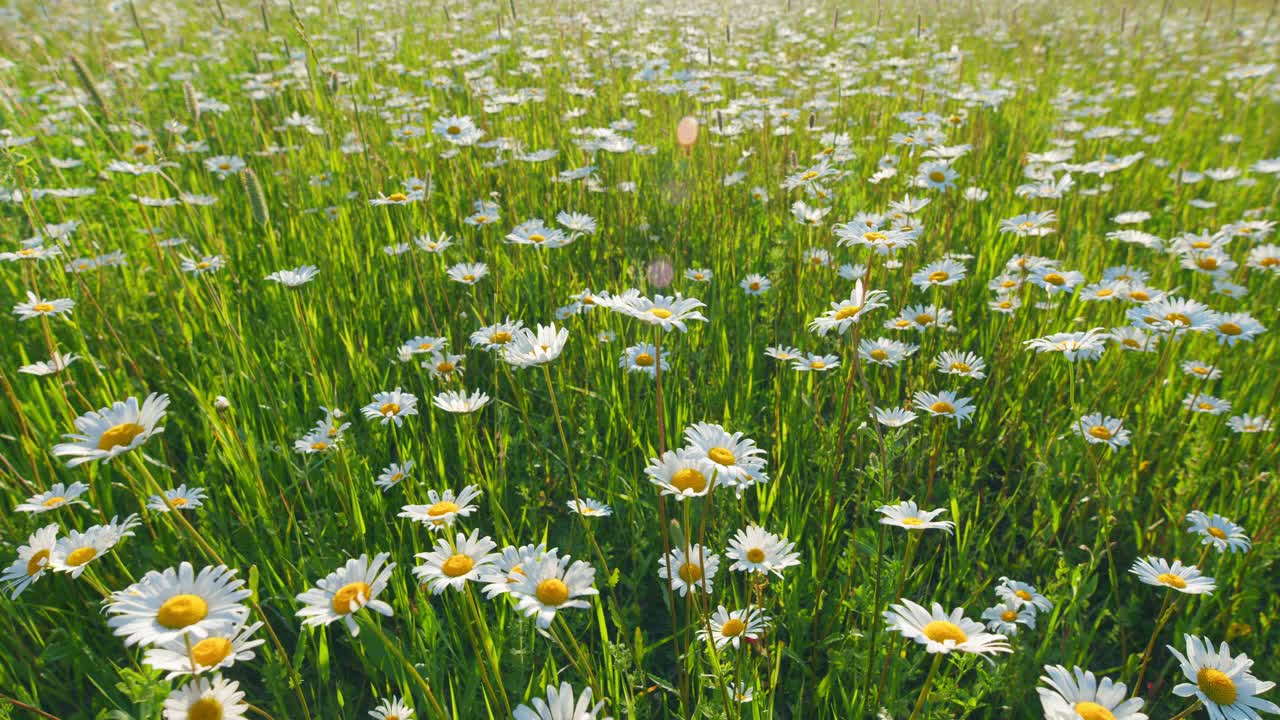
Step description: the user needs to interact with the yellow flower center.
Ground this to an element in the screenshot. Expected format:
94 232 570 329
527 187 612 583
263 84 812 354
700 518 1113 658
441 554 475 578
26 549 50 576
218 163 231 170
65 546 97 567
387 192 408 202
1198 402 1214 411
535 578 569 606
922 620 968 644
809 360 826 369
671 468 707 493
310 441 329 451
649 308 674 319
634 352 655 367
1191 240 1211 249
1196 667 1237 706
1073 702 1117 720
331 581 372 614
1218 322 1242 336
707 447 735 466
949 362 971 373
1129 290 1150 301
42 496 66 508
490 331 512 344
31 303 56 313
436 361 455 373
927 271 949 283
379 403 401 416
1197 257 1220 270
1088 425 1113 440
171 497 189 507
1260 256 1279 267
98 423 145 451
157 594 210 629
462 274 476 282
997 301 1013 309
678 562 703 583
426 500 459 517
529 233 546 243
900 517 924 527
1207 527 1227 539
447 125 462 135
865 231 887 242
190 636 234 666
188 698 224 720
914 314 935 325
1043 272 1066 286
928 170 946 183
801 170 819 181
1165 312 1192 325
834 305 863 320
870 349 889 361
929 401 954 414
1096 288 1114 297
1015 590 1032 601
720 618 746 637
1157 573 1187 589
1001 610 1018 622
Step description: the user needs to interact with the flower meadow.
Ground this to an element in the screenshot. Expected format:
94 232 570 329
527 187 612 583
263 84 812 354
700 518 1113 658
1 0 1279 718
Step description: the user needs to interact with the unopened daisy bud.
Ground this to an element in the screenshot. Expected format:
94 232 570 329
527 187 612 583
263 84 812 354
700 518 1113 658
240 168 270 226
668 519 685 551
214 395 230 411
67 54 111 119
182 81 200 123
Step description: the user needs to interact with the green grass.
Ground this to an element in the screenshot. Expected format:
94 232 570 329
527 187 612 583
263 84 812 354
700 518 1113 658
1 0 1278 718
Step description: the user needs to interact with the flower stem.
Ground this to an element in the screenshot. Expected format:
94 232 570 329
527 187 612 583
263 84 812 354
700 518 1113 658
907 653 944 720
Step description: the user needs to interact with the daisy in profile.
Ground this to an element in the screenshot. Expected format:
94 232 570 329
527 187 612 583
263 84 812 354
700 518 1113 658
875 407 918 428
52 393 169 467
609 294 707 333
765 346 803 362
1228 415 1273 434
50 515 140 578
740 274 771 295
147 485 207 512
265 264 319 287
793 353 839 372
684 268 712 282
481 543 557 599
13 291 75 321
934 351 986 379
399 485 483 528
375 461 414 491
876 501 954 533
699 606 770 650
447 262 489 285
514 682 610 720
1037 665 1147 720
18 351 80 376
2 524 58 598
1185 511 1251 553
981 600 1036 635
432 389 490 414
1184 393 1231 416
620 343 668 376
424 351 465 380
884 599 1011 656
180 255 225 275
1130 557 1215 595
808 280 890 336
912 259 966 288
15 481 91 513
725 525 801 576
645 449 717 500
106 563 251 648
566 498 612 517
362 388 418 426
413 529 499 594
1212 312 1266 346
162 674 248 720
682 422 768 489
508 553 597 629
657 544 719 596
1073 413 1131 450
503 324 568 368
1025 329 1109 362
913 390 976 425
996 578 1054 612
144 620 264 679
296 553 395 636
470 318 524 350
860 338 918 367
1168 635 1279 720
369 696 414 720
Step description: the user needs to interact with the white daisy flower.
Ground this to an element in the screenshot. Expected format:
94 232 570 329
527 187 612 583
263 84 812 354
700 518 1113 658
15 481 91 513
657 544 719 596
162 674 248 720
644 449 718 501
1185 511 1251 553
503 324 568 368
295 553 396 636
106 562 252 648
49 515 140 578
566 498 612 517
1073 413 1131 450
265 264 319 287
361 388 418 426
514 682 610 720
1 524 58 598
808 280 890 335
1168 635 1279 720
375 461 414 491
981 600 1036 635
432 389 490 414
398 485 483 529
725 525 801 576
682 422 768 489
481 543 557 599
1130 557 1215 595
12 291 75 321
884 599 1011 657
143 620 264 679
876 501 954 533
413 529 499 594
52 393 169 467
508 553 597 629
996 578 1054 612
698 606 770 650
912 390 976 425
1036 665 1147 720
147 485 207 512
369 696 414 720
